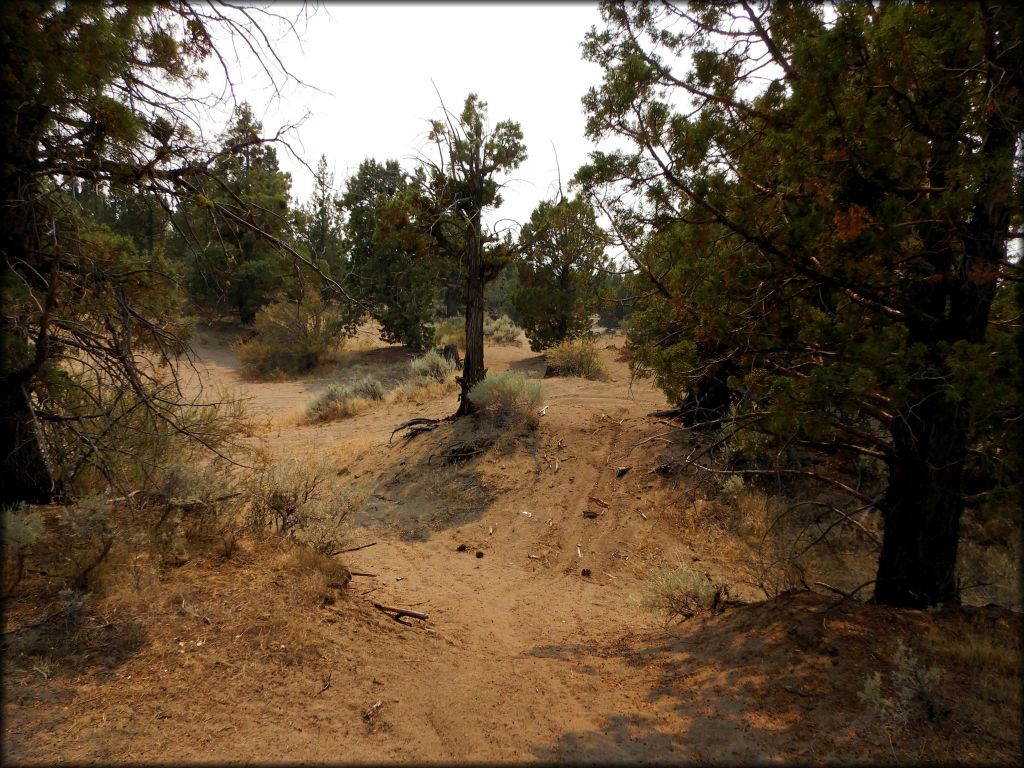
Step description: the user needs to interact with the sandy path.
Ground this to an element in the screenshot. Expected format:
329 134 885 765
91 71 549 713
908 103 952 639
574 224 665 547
165 330 712 762
7 327 1017 764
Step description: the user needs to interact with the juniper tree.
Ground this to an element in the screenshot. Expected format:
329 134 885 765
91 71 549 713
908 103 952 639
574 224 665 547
577 1 1022 608
0 2 318 504
513 195 609 352
410 94 527 413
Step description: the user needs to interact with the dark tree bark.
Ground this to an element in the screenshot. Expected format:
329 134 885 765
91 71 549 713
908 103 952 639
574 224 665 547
457 207 486 416
874 65 1009 606
0 101 54 505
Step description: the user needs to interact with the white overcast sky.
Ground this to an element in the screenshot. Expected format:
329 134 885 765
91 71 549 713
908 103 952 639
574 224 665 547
204 2 609 230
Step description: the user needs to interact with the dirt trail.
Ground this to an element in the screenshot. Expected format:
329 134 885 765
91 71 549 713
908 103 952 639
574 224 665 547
4 328 1020 764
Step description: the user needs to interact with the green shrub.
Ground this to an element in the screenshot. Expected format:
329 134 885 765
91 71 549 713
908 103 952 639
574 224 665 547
640 566 730 621
410 349 458 383
432 317 465 349
469 370 544 427
545 337 607 380
484 314 522 345
235 294 347 379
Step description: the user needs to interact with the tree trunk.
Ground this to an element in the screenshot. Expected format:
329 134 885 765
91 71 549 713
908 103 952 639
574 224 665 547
443 273 462 318
457 214 485 416
0 381 54 507
874 393 967 608
872 45 1010 607
0 111 55 505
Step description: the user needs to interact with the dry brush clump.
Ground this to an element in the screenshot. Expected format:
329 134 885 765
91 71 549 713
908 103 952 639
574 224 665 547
305 377 386 423
859 640 949 731
409 348 459 383
305 349 460 423
545 337 607 379
234 294 349 380
640 565 730 623
469 370 544 429
242 458 354 556
432 317 465 349
432 314 523 349
483 314 522 345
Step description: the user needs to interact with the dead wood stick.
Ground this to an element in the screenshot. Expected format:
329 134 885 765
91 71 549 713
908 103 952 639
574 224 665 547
335 541 377 554
389 417 440 444
371 602 429 621
350 571 377 578
588 496 610 509
316 671 332 696
813 580 874 601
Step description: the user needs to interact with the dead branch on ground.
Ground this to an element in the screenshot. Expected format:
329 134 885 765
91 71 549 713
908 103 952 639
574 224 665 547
371 602 429 622
335 541 377 554
389 417 441 444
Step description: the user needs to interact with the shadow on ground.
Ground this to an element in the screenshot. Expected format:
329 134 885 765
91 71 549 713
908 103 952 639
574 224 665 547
527 592 1022 764
350 415 542 541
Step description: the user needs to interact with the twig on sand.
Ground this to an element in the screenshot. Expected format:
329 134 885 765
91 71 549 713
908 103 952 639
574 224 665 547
335 541 377 554
371 602 429 622
316 671 332 696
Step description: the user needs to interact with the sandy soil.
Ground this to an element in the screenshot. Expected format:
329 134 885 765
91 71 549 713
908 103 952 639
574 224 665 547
3 326 1020 764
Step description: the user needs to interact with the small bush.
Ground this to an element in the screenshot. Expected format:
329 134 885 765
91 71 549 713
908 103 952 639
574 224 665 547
640 566 730 622
469 370 544 427
484 314 522 345
545 337 607 380
235 294 347 379
432 317 465 349
244 459 352 555
2 504 44 596
410 349 458 384
305 378 383 423
859 641 947 729
349 376 386 401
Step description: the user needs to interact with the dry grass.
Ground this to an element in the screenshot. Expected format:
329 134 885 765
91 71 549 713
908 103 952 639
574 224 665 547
389 377 454 404
663 477 880 600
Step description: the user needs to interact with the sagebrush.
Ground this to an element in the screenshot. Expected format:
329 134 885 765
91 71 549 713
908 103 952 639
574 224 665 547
244 459 352 556
409 349 458 383
235 294 348 379
305 377 385 423
640 566 729 622
469 370 544 427
545 337 606 379
432 317 465 349
484 314 522 345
